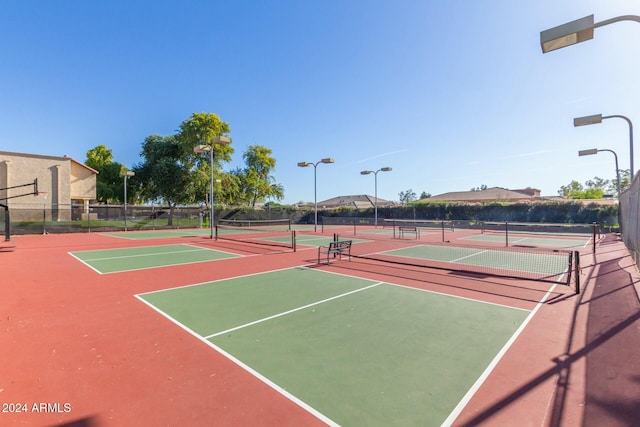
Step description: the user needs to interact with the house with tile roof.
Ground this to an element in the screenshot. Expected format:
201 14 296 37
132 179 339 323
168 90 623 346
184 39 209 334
315 194 394 209
421 187 541 203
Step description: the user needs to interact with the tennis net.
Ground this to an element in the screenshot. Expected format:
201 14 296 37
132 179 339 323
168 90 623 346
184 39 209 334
347 239 575 288
215 220 295 250
217 218 291 230
481 221 598 237
481 221 599 252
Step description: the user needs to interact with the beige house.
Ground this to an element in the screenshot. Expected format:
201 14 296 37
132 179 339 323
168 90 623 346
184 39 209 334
0 151 98 221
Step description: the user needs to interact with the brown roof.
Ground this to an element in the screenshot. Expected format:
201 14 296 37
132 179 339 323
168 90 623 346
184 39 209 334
424 187 539 202
317 194 392 208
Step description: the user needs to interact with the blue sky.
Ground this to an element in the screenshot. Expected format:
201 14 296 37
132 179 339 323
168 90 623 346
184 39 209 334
1 1 638 204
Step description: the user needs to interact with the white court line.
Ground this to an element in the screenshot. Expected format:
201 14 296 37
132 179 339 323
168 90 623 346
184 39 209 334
137 265 308 296
441 283 558 426
450 249 489 263
68 251 104 274
183 243 241 257
136 265 538 425
134 293 340 426
82 247 207 262
204 281 384 339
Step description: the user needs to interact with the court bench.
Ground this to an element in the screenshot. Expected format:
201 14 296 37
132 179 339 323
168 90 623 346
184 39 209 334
318 240 352 264
398 226 420 239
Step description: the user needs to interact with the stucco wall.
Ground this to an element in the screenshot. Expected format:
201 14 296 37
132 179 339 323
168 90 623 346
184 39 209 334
0 151 97 221
70 160 97 200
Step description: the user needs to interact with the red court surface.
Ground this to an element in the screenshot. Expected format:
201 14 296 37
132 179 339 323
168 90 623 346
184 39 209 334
1 231 639 426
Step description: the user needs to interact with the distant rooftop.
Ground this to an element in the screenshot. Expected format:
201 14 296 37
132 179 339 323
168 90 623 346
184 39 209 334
423 187 541 203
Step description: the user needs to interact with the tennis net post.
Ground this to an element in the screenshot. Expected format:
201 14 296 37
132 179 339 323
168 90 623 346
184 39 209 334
574 251 580 294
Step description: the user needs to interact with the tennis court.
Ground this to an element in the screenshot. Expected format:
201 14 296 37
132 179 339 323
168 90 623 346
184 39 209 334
70 243 239 273
136 267 534 426
3 225 607 427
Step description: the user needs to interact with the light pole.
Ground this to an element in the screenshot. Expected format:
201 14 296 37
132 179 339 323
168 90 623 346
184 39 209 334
578 148 621 196
360 167 392 226
574 114 634 180
194 135 232 239
297 158 335 231
540 14 640 53
121 170 135 231
579 148 623 233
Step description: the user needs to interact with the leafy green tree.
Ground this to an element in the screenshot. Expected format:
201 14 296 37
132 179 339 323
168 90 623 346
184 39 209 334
399 189 417 205
178 112 233 206
558 178 605 199
133 135 198 224
419 191 431 199
585 177 609 191
558 181 584 198
85 145 126 203
471 185 488 192
236 145 283 207
608 169 631 195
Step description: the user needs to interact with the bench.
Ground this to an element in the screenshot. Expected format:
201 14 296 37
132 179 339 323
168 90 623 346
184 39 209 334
318 240 352 264
398 226 420 239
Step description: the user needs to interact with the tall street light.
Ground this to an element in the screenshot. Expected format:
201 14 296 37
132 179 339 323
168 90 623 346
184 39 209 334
121 170 135 231
297 158 335 231
574 114 634 180
194 135 232 239
579 148 621 196
360 167 392 226
540 14 640 53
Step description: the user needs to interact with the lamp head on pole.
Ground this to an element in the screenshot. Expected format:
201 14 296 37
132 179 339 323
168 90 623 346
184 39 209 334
321 158 335 164
212 135 232 145
194 144 211 153
297 162 311 167
194 136 232 153
574 114 603 127
540 15 595 53
578 149 599 156
360 170 373 175
380 167 392 172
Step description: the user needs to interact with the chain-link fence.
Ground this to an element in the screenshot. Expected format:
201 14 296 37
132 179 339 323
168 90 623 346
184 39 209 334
6 203 308 235
8 204 206 234
620 174 640 266
4 201 622 239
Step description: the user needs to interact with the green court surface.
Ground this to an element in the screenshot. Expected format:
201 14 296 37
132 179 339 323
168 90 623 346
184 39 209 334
460 233 590 248
137 267 531 426
70 244 239 274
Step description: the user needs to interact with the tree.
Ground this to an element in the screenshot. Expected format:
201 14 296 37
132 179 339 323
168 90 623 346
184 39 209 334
133 135 198 224
85 145 126 203
419 191 431 199
236 145 283 207
178 112 233 206
558 181 585 198
558 178 605 199
398 189 417 205
608 169 631 195
471 185 488 192
585 177 609 191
